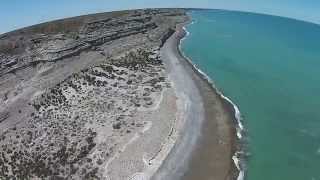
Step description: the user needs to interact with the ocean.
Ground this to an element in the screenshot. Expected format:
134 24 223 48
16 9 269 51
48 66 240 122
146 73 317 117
181 9 320 180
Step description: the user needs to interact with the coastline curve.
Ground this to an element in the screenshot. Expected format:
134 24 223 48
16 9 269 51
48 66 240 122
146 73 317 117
179 18 245 180
153 14 244 180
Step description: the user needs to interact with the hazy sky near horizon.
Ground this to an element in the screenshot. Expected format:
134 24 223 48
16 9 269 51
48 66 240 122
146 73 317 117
1 0 319 34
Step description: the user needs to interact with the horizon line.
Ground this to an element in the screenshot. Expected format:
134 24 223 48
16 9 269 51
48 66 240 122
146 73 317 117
1 7 319 36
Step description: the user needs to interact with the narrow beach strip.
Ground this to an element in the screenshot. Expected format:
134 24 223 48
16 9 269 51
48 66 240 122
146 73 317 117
153 20 242 180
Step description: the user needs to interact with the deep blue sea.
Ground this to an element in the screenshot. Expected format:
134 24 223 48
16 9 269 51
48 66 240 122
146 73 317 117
181 10 320 180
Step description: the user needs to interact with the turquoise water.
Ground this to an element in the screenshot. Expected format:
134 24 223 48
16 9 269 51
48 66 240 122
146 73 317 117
182 10 320 180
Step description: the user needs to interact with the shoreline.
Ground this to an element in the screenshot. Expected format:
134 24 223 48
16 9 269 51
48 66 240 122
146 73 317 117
179 21 245 180
152 18 243 179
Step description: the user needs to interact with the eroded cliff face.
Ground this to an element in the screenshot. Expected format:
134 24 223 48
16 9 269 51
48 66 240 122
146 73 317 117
0 9 185 76
0 9 187 179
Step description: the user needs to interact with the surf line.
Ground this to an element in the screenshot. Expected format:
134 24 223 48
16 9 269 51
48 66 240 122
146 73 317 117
178 20 245 180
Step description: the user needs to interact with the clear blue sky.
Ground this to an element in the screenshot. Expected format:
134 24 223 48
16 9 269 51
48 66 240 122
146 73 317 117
1 0 319 34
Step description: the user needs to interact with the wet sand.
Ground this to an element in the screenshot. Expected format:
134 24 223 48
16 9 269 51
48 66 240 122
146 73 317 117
152 22 238 180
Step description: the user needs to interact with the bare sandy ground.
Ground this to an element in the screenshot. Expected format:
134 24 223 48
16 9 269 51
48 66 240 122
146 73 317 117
102 55 186 180
105 87 185 180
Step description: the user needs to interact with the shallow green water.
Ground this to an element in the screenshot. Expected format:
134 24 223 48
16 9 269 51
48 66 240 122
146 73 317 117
182 10 320 180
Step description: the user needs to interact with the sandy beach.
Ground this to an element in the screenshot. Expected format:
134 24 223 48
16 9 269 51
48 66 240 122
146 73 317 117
152 22 239 180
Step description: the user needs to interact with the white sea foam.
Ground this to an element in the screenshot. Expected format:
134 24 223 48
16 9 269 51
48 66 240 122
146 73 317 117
182 26 190 36
179 22 245 180
232 153 245 180
219 93 244 138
